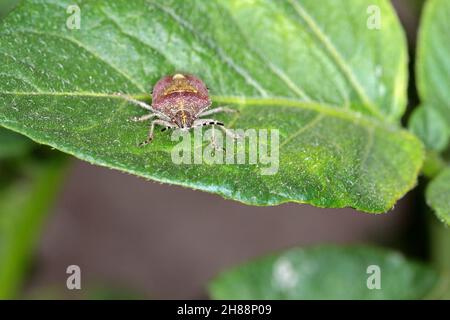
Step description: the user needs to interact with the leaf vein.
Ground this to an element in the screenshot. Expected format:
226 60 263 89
280 113 325 148
215 1 312 101
288 0 382 118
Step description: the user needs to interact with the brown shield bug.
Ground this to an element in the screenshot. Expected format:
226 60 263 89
118 73 237 146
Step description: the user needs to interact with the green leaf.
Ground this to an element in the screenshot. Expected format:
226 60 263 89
409 106 448 152
422 151 447 179
0 0 422 213
0 126 33 159
427 167 450 226
209 245 441 300
415 0 450 226
0 156 67 298
415 0 450 150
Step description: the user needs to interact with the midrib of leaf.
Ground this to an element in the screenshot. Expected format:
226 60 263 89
0 90 390 157
0 91 386 130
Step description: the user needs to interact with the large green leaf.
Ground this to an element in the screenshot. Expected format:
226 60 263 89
209 245 442 300
414 0 450 150
0 0 422 212
0 155 67 298
414 0 450 225
427 168 450 226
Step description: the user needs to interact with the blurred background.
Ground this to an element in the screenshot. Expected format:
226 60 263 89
0 0 436 299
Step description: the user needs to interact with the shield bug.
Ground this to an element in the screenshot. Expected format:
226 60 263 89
118 73 237 146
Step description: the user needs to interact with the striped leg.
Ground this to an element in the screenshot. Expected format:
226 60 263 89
192 118 240 139
140 119 176 146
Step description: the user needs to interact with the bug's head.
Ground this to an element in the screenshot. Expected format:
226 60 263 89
172 110 194 129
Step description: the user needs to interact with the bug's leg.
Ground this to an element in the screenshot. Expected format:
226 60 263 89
193 119 242 141
195 119 240 139
117 93 171 122
193 119 241 151
192 118 224 128
218 125 242 140
114 92 155 112
198 106 237 117
131 113 156 122
139 119 176 146
160 126 174 132
208 125 225 151
192 119 224 151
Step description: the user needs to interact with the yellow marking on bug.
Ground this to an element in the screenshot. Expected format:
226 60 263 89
172 73 186 80
181 111 187 126
175 99 188 126
163 76 198 96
